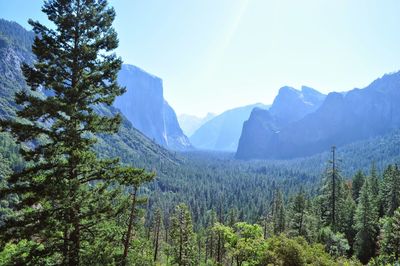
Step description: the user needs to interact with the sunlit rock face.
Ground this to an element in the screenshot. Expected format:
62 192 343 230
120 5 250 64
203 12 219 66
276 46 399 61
115 64 191 150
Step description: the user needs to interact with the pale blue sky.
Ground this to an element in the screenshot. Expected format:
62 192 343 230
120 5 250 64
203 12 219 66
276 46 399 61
2 0 400 116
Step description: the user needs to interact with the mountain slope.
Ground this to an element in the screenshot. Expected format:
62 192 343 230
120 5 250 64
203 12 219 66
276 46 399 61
236 86 326 159
269 86 326 125
178 113 215 137
114 64 192 151
0 19 35 119
237 73 400 159
263 128 400 178
0 19 177 170
190 103 269 151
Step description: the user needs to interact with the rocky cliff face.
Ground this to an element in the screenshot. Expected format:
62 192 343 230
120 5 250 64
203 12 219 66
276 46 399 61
236 74 400 159
236 108 278 159
269 86 326 125
115 64 191 151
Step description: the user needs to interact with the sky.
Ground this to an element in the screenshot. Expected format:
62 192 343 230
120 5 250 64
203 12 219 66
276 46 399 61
2 0 400 117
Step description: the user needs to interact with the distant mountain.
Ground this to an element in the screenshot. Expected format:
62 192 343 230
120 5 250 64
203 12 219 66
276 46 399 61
237 73 400 159
0 19 177 170
114 64 192 151
190 103 269 151
236 86 326 159
269 86 326 125
178 113 215 137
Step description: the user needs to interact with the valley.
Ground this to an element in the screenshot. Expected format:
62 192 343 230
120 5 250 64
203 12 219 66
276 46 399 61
1 3 400 264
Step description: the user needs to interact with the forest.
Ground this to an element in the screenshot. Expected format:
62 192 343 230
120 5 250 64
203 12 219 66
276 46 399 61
1 0 400 265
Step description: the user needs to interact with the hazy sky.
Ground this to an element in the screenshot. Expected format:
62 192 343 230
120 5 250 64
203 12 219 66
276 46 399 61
2 0 400 117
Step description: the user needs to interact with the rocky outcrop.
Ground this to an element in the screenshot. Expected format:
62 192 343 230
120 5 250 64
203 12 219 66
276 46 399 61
115 64 191 150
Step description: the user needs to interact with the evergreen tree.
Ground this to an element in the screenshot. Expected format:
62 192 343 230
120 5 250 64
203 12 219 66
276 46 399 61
0 0 152 264
120 168 154 266
0 155 11 181
170 203 196 266
338 187 356 255
272 189 285 234
352 170 365 203
381 164 400 216
0 155 12 228
205 209 217 263
227 208 238 228
319 146 345 231
354 177 379 264
369 163 380 197
379 207 400 260
152 207 163 262
288 188 307 237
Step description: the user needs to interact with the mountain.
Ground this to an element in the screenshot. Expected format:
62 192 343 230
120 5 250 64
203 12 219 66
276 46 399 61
178 113 215 137
236 86 326 159
269 86 326 125
114 64 192 151
190 103 269 151
0 19 177 170
0 19 35 119
236 73 400 159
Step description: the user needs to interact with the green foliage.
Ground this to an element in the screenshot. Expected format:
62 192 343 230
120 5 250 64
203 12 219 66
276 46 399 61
1 5 400 265
338 189 357 254
380 164 400 216
212 222 266 265
0 0 153 264
288 189 309 238
127 238 154 266
318 149 347 231
151 207 164 262
354 177 379 263
379 208 400 260
170 203 196 266
262 235 345 266
352 171 365 203
318 227 350 258
272 189 286 234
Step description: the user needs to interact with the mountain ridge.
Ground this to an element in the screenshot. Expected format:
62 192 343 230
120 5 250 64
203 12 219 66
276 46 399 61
236 72 400 159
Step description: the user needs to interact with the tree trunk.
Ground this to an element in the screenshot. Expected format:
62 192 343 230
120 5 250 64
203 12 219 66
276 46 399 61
153 219 160 262
122 186 138 266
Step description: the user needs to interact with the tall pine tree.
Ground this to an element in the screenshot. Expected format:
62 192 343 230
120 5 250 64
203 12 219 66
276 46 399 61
0 0 152 264
381 164 400 216
319 146 345 231
379 207 400 260
170 203 196 266
354 177 379 264
288 188 307 237
351 170 365 203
